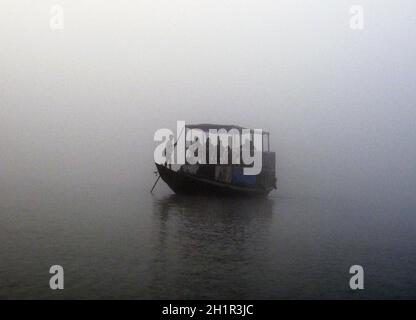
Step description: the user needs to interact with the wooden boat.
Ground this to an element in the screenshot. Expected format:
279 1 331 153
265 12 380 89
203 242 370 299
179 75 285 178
155 124 277 196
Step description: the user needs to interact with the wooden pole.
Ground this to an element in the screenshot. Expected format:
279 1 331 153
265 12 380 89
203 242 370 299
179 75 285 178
150 175 161 193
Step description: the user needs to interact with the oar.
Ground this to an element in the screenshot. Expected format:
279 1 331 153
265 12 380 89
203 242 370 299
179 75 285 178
150 174 161 193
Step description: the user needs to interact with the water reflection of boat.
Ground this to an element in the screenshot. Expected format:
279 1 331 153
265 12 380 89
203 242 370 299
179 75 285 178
149 194 275 299
155 124 277 196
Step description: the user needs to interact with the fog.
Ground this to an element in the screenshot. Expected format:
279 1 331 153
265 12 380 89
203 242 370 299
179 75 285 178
1 0 416 207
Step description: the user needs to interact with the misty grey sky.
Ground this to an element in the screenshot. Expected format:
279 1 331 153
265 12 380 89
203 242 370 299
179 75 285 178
1 1 416 205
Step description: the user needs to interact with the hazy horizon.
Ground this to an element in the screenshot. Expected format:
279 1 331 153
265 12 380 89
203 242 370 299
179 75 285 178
2 0 416 207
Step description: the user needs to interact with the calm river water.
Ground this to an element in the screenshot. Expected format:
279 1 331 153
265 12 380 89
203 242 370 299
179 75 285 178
1 184 415 299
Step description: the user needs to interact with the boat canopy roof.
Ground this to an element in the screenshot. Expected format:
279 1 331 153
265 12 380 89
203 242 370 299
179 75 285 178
186 123 269 135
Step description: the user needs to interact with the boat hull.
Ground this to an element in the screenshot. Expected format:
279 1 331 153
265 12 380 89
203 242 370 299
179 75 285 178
156 164 271 197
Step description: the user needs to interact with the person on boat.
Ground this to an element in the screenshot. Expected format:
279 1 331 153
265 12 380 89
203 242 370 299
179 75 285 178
219 142 227 164
208 138 218 164
193 137 201 157
164 134 174 169
241 139 251 165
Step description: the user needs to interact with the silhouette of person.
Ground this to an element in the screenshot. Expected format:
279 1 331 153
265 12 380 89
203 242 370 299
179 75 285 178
242 139 251 165
164 134 174 169
208 138 217 164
